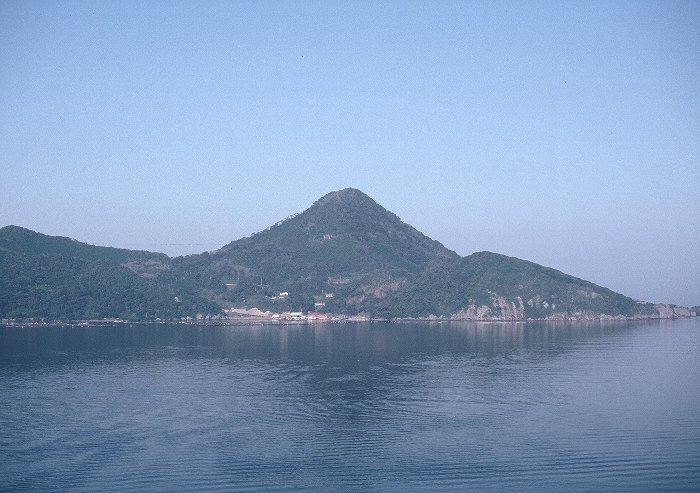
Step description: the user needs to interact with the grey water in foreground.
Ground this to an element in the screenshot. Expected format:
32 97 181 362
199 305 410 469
1 319 699 492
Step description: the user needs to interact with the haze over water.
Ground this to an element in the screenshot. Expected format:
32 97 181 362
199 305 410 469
1 319 699 491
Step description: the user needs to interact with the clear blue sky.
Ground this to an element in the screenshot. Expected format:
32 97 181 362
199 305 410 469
1 0 698 306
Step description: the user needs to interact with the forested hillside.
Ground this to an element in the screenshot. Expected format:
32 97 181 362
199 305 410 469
0 190 687 321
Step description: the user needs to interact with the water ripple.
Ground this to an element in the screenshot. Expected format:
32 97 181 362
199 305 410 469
1 319 699 491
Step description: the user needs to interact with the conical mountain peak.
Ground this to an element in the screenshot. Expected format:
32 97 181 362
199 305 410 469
310 188 384 215
289 189 454 260
211 188 458 295
315 187 372 203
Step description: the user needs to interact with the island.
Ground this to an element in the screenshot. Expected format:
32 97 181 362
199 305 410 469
1 189 695 324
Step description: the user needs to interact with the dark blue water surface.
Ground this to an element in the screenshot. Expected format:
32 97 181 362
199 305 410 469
1 319 699 491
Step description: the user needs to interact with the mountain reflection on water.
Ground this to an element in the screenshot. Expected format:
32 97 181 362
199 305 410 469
1 319 699 492
0 320 655 365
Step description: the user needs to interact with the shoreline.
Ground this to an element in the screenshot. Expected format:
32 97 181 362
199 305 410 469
1 312 695 329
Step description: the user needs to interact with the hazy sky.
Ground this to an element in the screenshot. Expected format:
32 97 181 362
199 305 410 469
1 0 698 306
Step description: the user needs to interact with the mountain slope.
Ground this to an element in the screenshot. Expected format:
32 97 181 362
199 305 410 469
0 225 160 264
0 226 216 320
372 251 659 319
171 188 459 311
223 188 457 273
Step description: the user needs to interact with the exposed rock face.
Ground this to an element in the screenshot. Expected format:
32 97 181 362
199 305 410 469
450 304 492 320
654 304 691 319
491 294 525 320
544 311 628 321
447 295 524 320
228 307 270 318
444 299 691 321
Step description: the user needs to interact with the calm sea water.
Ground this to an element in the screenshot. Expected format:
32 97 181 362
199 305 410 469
1 319 699 492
